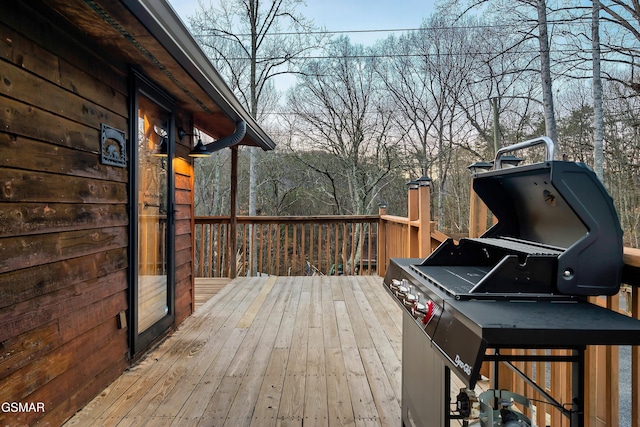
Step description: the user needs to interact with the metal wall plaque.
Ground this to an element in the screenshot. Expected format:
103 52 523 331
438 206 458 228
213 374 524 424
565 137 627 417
101 123 127 168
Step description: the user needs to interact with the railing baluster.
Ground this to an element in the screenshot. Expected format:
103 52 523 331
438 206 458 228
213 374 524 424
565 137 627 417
301 223 306 275
199 225 205 276
333 223 338 275
276 224 281 276
317 224 322 274
248 224 254 277
367 222 373 275
350 224 356 274
309 224 314 275
358 223 364 274
266 223 271 275
256 223 261 275
284 223 289 275
207 224 213 278
292 223 297 275
218 223 224 277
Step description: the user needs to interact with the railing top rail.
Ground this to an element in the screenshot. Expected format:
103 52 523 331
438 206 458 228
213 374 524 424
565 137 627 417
624 247 640 267
195 215 379 224
194 216 231 224
380 214 410 225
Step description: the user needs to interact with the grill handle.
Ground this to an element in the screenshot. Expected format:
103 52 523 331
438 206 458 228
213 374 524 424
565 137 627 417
494 136 555 169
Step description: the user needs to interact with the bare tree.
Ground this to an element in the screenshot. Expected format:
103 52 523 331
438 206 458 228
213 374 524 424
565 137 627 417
285 37 403 265
190 0 324 213
287 37 400 215
593 0 605 180
189 0 325 274
445 0 561 152
597 0 640 92
375 15 536 230
536 0 560 150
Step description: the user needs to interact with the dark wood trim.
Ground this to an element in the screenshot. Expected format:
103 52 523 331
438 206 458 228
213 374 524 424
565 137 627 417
229 146 238 279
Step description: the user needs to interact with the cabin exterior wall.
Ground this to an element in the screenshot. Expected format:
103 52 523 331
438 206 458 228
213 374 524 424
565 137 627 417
0 2 194 424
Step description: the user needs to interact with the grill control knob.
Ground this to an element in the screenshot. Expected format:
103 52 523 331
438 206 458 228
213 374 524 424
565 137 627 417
412 301 425 319
403 293 417 309
422 300 435 325
395 285 408 299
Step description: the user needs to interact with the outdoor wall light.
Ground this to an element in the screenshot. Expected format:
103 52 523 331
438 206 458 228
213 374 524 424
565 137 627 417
177 127 192 141
188 138 211 157
151 137 168 157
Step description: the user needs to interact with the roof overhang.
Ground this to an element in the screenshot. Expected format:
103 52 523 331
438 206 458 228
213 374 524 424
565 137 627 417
43 0 275 151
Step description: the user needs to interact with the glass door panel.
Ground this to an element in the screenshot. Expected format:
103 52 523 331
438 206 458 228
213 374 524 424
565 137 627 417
137 95 169 333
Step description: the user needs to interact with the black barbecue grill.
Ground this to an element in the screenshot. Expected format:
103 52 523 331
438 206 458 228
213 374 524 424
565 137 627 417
383 137 640 427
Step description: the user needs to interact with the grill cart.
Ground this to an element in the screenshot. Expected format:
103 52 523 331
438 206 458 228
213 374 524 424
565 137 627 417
383 137 640 427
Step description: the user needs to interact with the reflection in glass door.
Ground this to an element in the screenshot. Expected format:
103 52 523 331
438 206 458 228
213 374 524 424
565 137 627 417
137 95 169 333
130 72 176 357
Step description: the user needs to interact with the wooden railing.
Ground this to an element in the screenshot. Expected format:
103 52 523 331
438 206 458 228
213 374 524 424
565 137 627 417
194 215 380 277
194 181 448 279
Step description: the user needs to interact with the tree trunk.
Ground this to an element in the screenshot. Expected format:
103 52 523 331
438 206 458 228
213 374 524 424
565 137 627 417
537 0 560 155
592 0 604 180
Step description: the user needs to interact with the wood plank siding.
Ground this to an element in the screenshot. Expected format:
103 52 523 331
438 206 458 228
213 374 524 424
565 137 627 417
0 1 195 425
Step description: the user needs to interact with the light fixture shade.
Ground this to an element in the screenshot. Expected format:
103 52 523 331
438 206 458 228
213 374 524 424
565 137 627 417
152 137 168 157
189 139 211 157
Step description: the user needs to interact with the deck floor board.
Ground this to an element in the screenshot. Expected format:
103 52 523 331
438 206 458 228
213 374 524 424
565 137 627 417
64 276 478 427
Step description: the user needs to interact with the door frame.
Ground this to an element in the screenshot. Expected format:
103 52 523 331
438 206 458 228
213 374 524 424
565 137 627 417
128 69 176 357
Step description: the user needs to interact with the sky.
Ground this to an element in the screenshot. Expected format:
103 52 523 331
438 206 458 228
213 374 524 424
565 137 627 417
167 0 437 46
166 0 437 93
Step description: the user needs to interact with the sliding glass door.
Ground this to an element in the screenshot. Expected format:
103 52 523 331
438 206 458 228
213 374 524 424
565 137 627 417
130 72 175 355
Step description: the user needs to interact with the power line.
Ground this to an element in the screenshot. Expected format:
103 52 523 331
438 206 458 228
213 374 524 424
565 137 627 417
192 25 503 38
211 48 618 61
190 17 596 39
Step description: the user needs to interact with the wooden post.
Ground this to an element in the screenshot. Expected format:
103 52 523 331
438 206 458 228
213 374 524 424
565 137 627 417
468 163 490 238
378 203 387 277
606 295 620 426
417 176 432 257
229 146 238 279
469 182 488 238
407 180 419 258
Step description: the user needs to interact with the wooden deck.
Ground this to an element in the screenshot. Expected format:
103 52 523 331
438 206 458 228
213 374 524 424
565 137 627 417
194 277 231 310
63 276 474 426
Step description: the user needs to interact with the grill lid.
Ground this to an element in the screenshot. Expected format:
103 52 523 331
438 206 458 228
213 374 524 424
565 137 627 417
428 137 623 297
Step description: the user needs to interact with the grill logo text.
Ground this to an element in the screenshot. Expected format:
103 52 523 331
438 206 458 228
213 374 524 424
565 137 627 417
454 354 472 376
